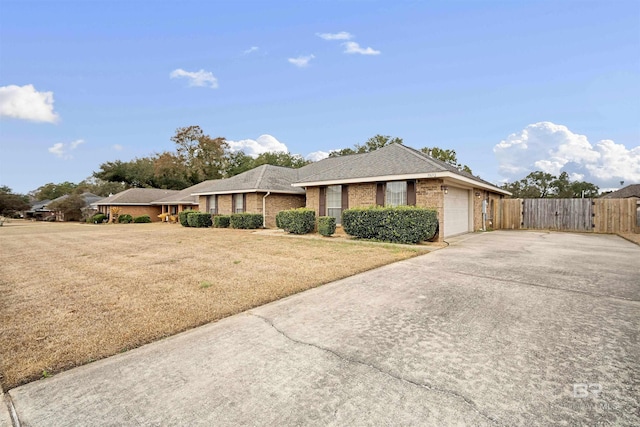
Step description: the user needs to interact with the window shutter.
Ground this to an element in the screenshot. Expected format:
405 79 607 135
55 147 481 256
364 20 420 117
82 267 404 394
407 181 416 206
376 183 385 206
341 185 349 210
242 193 246 213
319 187 326 216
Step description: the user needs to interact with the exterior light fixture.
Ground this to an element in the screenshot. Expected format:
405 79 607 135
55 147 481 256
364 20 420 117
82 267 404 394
441 185 448 194
475 192 481 198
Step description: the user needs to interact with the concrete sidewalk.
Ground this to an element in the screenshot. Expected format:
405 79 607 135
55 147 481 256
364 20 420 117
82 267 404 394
7 231 640 426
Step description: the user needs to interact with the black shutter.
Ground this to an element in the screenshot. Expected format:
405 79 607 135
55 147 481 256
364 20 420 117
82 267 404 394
242 193 246 213
407 181 416 206
376 183 385 206
319 187 326 216
341 185 349 210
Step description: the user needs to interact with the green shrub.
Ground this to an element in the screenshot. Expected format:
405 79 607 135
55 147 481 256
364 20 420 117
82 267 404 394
275 208 315 234
230 213 263 229
342 206 438 244
187 212 212 228
213 215 231 228
90 213 107 223
178 210 192 227
118 214 133 224
317 216 336 237
133 215 152 223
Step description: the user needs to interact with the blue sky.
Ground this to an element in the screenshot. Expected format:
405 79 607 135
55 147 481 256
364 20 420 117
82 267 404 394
1 0 639 194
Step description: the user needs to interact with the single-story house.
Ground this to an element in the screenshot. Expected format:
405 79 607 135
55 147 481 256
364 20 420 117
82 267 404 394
152 180 219 218
49 192 103 221
192 164 306 228
25 199 53 220
94 188 179 222
600 184 640 199
292 143 511 240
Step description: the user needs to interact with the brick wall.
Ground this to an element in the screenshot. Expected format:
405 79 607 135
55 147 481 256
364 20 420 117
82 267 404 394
103 205 163 222
265 193 306 228
415 179 444 242
348 183 377 208
305 187 320 216
218 195 233 215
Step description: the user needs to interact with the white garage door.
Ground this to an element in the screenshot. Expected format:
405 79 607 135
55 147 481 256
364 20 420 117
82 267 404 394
444 187 470 237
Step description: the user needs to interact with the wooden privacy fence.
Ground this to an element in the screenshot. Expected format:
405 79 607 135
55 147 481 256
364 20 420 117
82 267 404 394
493 198 639 234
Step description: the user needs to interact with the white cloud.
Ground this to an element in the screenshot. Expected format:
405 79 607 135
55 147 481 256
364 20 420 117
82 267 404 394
48 139 84 159
305 151 330 162
243 46 259 55
316 31 353 41
494 122 640 187
288 54 315 68
169 68 218 88
342 41 380 55
112 144 123 151
227 134 288 157
0 84 59 123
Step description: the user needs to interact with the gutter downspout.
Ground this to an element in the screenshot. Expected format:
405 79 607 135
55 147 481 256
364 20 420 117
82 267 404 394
262 192 271 228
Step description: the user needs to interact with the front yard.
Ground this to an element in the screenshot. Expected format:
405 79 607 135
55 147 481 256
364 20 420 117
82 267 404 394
0 221 421 390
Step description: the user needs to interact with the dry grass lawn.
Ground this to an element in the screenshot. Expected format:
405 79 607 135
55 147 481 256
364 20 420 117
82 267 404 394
0 221 422 390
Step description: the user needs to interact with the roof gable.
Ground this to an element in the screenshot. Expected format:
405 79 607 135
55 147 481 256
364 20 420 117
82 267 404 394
192 165 305 195
294 144 507 193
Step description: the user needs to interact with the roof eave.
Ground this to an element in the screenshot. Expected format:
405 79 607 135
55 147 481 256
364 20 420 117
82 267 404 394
191 189 305 196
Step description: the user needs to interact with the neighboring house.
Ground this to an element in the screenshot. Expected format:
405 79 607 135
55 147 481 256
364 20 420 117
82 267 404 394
192 164 306 228
94 188 179 222
292 143 510 240
25 200 53 220
152 180 219 218
49 192 103 221
600 184 640 199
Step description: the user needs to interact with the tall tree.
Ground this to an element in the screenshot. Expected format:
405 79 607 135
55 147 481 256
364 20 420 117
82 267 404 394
30 182 78 200
47 194 86 221
170 126 228 182
0 187 30 216
501 171 599 198
329 134 403 157
253 151 310 169
420 147 473 174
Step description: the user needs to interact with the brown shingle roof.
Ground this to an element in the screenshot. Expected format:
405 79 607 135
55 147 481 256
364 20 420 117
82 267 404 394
94 188 179 205
152 180 219 204
600 184 640 198
192 165 306 195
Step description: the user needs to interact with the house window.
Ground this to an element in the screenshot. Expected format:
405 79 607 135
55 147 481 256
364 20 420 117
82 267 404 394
326 185 342 224
234 194 245 213
170 206 178 215
385 181 407 207
208 195 217 215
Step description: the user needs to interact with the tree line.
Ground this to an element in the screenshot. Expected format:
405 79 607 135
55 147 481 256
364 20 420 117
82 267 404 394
500 171 599 198
0 126 601 218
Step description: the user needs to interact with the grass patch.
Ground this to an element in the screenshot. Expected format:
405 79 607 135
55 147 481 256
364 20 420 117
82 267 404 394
0 221 420 390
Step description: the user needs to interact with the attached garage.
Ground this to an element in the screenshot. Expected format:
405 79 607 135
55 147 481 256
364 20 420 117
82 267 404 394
444 187 471 237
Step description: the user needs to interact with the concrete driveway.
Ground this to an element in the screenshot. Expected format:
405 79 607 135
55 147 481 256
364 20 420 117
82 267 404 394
5 231 639 426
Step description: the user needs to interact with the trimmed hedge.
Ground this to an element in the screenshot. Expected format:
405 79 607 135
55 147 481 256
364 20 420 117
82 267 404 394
187 212 213 228
230 213 263 229
89 213 107 223
178 210 192 227
133 215 152 223
118 214 133 224
213 215 231 228
342 206 438 244
318 216 336 237
276 208 315 234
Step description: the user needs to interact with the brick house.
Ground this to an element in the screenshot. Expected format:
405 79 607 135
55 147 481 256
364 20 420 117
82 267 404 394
94 188 179 222
153 180 219 218
192 165 306 228
292 143 510 241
